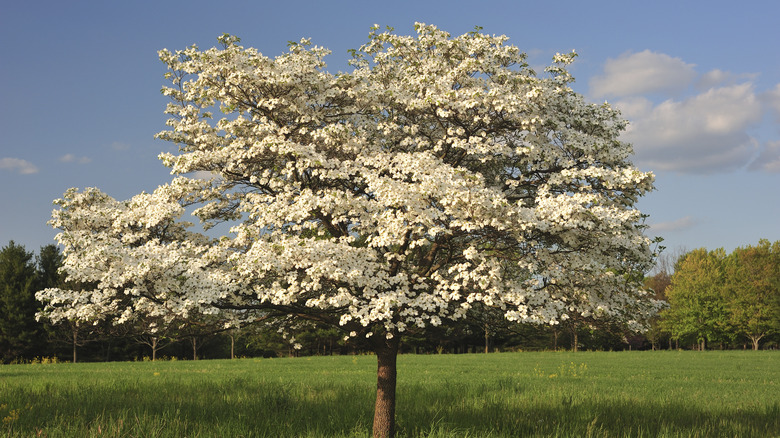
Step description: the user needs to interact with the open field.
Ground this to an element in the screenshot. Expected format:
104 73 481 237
1 351 778 437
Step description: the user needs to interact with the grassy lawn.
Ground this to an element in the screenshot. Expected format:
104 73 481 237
1 351 777 437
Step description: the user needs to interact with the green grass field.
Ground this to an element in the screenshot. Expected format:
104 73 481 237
1 351 777 437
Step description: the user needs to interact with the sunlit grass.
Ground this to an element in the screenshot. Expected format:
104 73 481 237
0 351 777 437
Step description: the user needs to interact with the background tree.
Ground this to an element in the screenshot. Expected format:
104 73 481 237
39 25 660 437
0 241 47 362
643 251 675 350
661 248 730 350
57 320 104 363
643 277 671 350
722 240 779 349
37 244 64 291
132 315 180 361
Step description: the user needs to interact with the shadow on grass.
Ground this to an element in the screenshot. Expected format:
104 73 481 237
6 378 779 437
395 382 780 437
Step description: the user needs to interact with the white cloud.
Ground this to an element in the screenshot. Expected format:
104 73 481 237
111 142 131 151
611 96 654 120
697 69 732 90
749 140 780 173
590 50 697 98
0 157 39 174
618 83 763 173
592 51 780 174
765 83 780 121
60 154 92 164
696 69 757 91
650 216 697 233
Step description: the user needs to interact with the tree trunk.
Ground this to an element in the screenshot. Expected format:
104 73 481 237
750 335 762 350
151 337 158 361
230 333 235 359
72 328 78 364
191 337 198 360
105 338 112 362
572 331 579 352
373 336 400 438
484 323 489 354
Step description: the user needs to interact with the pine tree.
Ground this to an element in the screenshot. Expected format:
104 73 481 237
0 241 45 361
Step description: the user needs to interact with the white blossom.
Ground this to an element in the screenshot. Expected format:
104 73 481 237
37 24 662 342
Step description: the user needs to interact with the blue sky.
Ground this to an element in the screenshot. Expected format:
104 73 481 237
1 0 778 259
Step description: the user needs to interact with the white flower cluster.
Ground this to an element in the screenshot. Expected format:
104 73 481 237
36 183 238 327
38 24 661 338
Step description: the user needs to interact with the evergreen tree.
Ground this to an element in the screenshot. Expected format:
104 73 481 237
0 241 45 361
37 244 64 290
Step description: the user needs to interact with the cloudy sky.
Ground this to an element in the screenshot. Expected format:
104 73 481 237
1 0 778 259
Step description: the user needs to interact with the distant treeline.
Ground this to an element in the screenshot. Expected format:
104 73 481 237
645 239 780 351
1 240 778 363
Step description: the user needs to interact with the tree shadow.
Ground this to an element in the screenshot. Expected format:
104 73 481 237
394 382 780 437
8 376 780 437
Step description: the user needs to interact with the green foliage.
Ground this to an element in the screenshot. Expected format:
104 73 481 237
0 242 46 362
660 241 780 350
36 244 64 291
722 240 780 349
661 248 730 349
0 352 777 437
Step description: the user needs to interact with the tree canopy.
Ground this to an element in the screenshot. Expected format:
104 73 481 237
661 241 780 350
661 248 729 350
1 241 49 361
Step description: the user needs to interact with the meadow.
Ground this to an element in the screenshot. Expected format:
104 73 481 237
0 351 777 437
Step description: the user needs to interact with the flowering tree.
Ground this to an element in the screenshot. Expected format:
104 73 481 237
36 180 240 333
39 24 660 438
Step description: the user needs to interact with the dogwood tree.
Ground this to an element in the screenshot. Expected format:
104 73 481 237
38 24 660 438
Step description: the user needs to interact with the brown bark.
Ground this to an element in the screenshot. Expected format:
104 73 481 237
373 336 400 438
72 328 78 363
484 323 490 354
191 337 198 360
